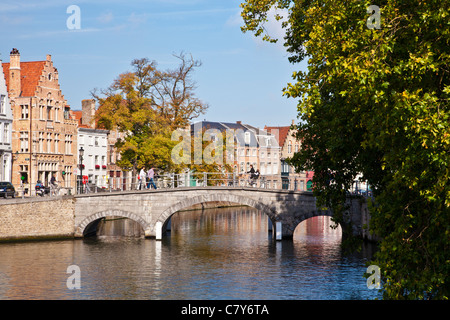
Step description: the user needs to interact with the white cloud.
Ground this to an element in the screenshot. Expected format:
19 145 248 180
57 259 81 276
97 11 114 24
225 10 243 27
259 7 289 47
227 6 289 52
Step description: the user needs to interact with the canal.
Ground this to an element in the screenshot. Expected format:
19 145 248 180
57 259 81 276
0 206 381 300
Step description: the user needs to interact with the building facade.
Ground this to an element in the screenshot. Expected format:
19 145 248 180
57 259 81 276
77 127 109 189
0 58 13 182
190 120 284 187
265 120 314 191
73 99 127 192
2 48 78 194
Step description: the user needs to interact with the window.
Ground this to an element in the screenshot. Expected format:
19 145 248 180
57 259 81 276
47 133 52 153
39 132 44 153
20 131 29 152
95 136 99 147
244 132 250 144
3 124 9 144
54 134 59 154
0 95 5 114
281 160 289 174
288 141 292 153
39 105 45 120
47 106 52 121
65 135 72 154
21 105 29 119
295 143 299 153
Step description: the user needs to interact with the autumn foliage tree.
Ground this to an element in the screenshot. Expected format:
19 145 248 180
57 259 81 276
92 53 208 175
241 0 449 299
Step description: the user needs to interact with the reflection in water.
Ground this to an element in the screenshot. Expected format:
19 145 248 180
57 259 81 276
0 206 381 300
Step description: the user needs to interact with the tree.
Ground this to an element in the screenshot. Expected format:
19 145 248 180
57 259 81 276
92 53 208 175
240 0 449 299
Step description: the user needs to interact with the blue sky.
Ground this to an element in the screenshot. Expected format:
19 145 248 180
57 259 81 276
0 0 307 128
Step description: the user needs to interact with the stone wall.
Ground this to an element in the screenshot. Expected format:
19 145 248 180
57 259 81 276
0 197 75 241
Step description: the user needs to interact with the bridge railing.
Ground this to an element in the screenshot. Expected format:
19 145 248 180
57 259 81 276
70 172 310 194
72 172 372 196
4 173 371 198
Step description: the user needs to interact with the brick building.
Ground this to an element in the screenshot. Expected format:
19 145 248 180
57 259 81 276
2 49 78 194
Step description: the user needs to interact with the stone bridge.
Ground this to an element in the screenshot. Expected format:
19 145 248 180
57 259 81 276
73 187 372 240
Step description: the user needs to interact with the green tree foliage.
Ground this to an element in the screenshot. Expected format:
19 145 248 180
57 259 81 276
241 0 449 299
92 53 208 174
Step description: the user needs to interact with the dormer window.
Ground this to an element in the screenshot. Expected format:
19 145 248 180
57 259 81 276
244 131 250 144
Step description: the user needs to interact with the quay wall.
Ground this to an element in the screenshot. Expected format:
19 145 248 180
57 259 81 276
0 197 75 241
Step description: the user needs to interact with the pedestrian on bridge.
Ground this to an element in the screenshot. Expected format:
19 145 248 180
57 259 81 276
147 167 157 190
138 168 146 190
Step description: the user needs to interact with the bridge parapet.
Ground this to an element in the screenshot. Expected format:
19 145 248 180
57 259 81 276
1 186 375 242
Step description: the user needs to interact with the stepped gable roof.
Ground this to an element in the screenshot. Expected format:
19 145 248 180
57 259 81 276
2 60 46 97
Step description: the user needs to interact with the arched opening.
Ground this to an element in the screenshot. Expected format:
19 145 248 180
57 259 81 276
161 201 272 243
293 215 342 243
155 194 275 240
292 216 342 262
83 217 145 238
80 212 147 238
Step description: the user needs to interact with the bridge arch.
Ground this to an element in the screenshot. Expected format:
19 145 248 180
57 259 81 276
151 193 276 237
75 209 150 237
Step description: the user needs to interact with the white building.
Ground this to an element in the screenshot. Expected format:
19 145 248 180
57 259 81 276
0 58 12 182
77 127 109 189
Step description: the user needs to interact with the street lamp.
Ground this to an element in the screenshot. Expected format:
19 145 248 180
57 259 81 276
79 147 84 194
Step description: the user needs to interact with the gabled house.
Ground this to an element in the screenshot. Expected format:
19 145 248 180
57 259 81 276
2 48 78 194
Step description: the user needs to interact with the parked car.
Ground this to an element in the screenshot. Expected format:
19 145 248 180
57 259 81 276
0 181 16 198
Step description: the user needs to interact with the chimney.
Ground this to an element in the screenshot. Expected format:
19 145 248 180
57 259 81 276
236 121 241 125
81 99 96 128
9 48 21 97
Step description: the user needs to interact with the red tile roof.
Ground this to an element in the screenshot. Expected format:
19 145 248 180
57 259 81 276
2 61 46 97
264 126 291 148
72 110 91 128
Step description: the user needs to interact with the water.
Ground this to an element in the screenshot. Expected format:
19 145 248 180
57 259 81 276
0 207 381 300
